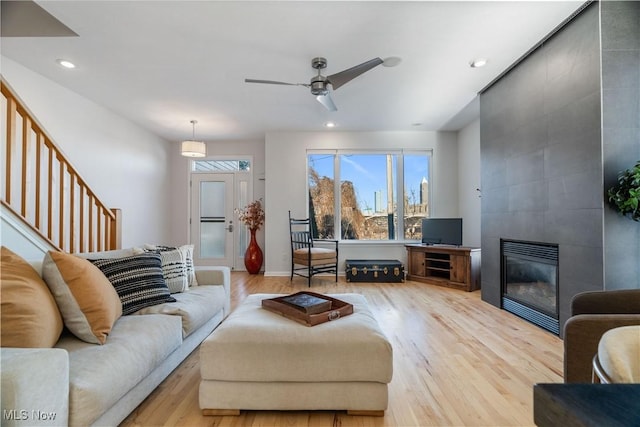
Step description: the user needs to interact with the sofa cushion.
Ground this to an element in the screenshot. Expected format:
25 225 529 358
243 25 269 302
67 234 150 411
89 253 176 315
56 314 182 427
42 251 122 345
1 348 70 426
293 247 337 261
0 247 64 347
135 285 226 337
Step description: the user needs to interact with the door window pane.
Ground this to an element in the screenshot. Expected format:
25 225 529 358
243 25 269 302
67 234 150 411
200 181 225 258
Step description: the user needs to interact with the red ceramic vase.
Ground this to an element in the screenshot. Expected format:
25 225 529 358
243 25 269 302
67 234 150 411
244 228 263 274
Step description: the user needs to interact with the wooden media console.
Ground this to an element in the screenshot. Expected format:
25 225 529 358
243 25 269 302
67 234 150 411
405 245 481 292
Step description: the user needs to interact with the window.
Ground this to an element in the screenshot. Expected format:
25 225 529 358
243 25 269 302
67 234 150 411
192 159 251 172
308 154 335 239
308 151 431 241
403 154 431 239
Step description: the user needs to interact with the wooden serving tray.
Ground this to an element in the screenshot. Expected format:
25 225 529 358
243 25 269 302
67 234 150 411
261 291 354 327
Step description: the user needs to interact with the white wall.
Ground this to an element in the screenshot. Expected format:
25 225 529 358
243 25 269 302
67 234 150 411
0 57 172 250
264 131 459 276
457 118 481 247
1 55 481 264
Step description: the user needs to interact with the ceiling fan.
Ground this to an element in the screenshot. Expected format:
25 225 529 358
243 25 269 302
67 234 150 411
245 56 400 112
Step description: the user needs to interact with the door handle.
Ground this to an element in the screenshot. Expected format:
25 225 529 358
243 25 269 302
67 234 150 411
226 222 233 232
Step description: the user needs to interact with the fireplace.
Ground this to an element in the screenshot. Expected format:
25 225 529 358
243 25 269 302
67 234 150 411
501 239 559 335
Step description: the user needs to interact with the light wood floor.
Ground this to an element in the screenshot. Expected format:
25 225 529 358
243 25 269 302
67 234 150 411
120 273 563 427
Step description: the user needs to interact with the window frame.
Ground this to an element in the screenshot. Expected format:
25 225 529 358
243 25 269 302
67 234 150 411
307 149 432 243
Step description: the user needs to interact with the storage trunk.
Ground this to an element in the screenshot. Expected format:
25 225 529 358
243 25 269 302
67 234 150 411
345 260 405 283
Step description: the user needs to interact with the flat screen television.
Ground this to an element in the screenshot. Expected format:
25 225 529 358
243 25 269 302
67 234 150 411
421 218 463 246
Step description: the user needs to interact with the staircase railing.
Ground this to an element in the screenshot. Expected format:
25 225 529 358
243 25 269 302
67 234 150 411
1 79 121 253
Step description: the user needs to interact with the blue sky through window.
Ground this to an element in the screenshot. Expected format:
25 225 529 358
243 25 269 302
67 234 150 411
309 153 430 214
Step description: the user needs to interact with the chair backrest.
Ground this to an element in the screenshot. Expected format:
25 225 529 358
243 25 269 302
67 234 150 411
289 211 314 251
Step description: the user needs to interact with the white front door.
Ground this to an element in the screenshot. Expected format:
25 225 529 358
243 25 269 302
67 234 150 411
190 173 235 268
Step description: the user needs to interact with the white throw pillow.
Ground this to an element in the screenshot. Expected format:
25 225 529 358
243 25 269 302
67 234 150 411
143 244 198 289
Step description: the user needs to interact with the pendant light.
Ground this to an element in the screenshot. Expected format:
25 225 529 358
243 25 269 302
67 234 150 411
180 120 206 157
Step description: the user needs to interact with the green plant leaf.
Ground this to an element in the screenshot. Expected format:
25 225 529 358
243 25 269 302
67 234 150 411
607 160 640 222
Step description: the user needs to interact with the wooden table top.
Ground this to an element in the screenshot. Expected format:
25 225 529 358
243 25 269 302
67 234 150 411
534 383 640 427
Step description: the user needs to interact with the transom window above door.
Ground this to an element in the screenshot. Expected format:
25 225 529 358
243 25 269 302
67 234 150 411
192 160 251 172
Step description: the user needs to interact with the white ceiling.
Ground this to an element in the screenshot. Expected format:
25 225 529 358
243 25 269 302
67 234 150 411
0 1 584 142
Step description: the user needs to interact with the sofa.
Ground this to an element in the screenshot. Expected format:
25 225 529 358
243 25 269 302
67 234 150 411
563 289 640 383
1 245 231 427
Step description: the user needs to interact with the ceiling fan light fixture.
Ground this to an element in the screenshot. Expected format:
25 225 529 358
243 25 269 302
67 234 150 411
382 57 402 67
180 120 206 158
316 94 337 112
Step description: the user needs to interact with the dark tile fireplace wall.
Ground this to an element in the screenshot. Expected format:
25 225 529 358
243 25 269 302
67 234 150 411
479 1 640 336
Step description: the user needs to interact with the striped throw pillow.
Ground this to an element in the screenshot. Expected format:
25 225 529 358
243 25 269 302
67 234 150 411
90 253 176 315
144 248 189 293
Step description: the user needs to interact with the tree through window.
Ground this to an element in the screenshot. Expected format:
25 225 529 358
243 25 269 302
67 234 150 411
307 151 431 240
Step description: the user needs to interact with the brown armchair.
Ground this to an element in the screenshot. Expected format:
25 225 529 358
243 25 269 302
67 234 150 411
563 289 640 383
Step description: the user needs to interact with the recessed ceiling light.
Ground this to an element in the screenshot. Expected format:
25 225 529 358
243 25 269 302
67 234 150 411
469 58 488 68
56 59 76 69
324 121 336 128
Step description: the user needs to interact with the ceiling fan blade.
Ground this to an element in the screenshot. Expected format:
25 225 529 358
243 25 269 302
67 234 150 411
244 79 308 87
326 57 384 91
316 93 337 112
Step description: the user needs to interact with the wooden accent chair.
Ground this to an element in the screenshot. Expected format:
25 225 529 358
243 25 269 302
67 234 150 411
563 289 640 383
289 211 338 286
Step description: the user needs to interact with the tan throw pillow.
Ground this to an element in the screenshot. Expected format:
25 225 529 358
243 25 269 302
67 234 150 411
0 247 64 348
42 251 122 345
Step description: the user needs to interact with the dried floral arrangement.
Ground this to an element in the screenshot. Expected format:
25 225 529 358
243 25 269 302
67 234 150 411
235 199 265 230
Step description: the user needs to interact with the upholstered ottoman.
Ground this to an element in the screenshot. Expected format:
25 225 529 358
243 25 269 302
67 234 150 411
199 293 393 416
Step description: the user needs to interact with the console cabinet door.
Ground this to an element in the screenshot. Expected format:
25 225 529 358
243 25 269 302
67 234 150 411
449 255 468 284
409 250 426 277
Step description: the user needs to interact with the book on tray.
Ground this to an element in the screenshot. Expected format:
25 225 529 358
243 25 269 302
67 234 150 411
280 293 332 314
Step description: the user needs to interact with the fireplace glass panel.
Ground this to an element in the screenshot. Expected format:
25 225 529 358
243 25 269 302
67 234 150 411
504 256 557 317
